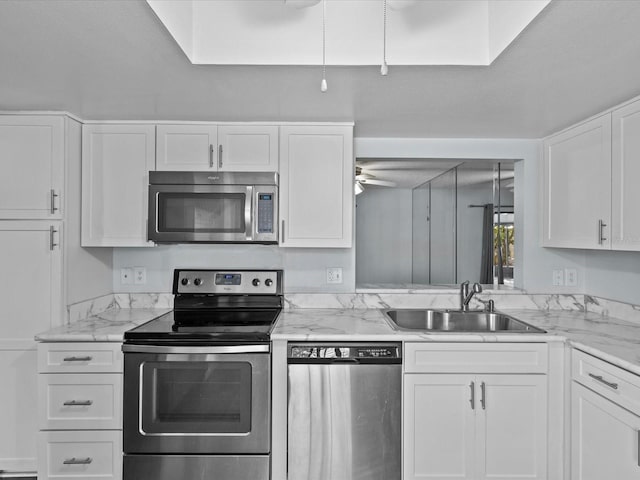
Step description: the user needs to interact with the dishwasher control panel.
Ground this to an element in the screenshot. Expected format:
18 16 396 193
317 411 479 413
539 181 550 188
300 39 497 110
288 343 402 362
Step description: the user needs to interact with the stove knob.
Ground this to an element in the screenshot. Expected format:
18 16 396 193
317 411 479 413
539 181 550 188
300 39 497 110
265 278 273 287
194 278 202 286
181 278 189 286
252 278 261 287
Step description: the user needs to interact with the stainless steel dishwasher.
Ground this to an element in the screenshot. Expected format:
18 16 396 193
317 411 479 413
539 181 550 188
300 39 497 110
287 342 402 480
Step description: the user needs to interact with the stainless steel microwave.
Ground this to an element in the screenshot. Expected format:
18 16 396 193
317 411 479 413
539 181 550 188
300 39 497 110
148 171 278 244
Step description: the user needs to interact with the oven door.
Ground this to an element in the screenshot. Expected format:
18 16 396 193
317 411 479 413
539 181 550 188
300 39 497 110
123 344 270 454
149 184 253 243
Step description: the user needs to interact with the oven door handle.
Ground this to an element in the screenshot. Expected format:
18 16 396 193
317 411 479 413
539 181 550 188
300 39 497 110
122 344 270 354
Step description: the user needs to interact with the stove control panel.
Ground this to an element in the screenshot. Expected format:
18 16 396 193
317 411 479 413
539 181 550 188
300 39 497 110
174 269 282 295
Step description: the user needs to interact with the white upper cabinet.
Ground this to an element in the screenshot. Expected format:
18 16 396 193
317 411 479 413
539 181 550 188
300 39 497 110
542 114 612 249
218 125 278 171
82 124 155 247
156 124 218 171
612 98 640 251
156 124 278 172
279 125 354 248
0 115 64 219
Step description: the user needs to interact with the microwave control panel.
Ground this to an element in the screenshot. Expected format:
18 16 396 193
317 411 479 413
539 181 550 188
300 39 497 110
257 193 274 233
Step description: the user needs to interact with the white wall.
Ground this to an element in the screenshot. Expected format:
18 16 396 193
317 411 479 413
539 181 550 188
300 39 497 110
113 244 354 293
110 135 640 303
355 187 413 284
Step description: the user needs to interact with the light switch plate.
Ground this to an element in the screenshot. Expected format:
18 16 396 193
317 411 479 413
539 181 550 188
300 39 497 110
120 268 133 285
565 268 578 287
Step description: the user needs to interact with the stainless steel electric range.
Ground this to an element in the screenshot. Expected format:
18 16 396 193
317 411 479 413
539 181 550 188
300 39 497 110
122 269 283 480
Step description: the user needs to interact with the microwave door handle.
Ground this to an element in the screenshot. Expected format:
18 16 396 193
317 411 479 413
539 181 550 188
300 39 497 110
246 186 254 240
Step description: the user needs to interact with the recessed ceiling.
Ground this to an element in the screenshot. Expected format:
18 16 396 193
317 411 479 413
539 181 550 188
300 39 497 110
147 0 550 66
0 1 640 138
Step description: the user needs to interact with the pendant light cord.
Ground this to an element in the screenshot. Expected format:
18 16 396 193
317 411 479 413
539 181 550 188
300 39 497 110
321 0 327 91
381 0 388 75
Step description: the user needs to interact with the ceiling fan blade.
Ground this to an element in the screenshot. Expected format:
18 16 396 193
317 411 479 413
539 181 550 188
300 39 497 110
360 178 397 187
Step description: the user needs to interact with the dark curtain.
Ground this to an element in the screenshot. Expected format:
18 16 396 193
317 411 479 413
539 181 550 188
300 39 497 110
479 203 494 284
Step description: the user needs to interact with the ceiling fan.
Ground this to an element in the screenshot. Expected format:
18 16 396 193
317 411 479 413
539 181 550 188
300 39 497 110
355 165 397 189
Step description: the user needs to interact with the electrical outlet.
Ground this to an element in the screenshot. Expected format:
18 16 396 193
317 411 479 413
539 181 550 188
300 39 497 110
326 267 343 284
134 267 147 285
552 269 564 286
565 268 578 287
120 268 133 285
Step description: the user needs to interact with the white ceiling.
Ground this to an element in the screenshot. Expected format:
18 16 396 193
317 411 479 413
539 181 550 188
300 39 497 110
1 0 640 138
147 0 549 66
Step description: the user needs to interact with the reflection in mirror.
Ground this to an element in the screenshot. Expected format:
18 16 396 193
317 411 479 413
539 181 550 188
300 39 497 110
355 159 515 288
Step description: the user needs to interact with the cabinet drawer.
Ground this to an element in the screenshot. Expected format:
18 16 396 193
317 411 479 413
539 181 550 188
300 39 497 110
404 343 548 374
38 342 123 373
38 430 122 480
39 373 122 430
572 348 640 414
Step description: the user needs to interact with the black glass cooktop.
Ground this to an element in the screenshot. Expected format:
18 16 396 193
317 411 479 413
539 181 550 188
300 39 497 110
124 308 280 344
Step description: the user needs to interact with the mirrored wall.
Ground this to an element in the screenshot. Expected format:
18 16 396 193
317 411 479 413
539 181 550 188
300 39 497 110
355 159 515 288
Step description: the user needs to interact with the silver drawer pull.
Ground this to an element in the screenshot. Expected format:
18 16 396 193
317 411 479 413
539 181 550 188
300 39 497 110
63 356 93 362
63 457 93 465
480 381 486 410
588 373 619 390
63 400 93 406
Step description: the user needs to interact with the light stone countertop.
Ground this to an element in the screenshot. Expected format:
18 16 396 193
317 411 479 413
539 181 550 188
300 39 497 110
34 308 172 342
35 305 640 376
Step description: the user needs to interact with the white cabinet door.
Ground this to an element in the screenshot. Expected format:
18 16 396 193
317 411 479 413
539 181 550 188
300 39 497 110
0 115 64 219
279 125 353 247
0 221 62 474
542 115 612 249
0 221 63 343
218 125 278 171
572 382 640 480
404 374 476 480
612 99 640 251
156 124 218 171
476 375 547 480
82 124 155 247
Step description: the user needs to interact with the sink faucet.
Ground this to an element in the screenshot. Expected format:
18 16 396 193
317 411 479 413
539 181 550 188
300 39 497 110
459 281 482 311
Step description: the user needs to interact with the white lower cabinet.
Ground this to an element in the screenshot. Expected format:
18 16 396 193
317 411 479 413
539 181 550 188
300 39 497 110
38 430 122 480
403 343 548 480
571 348 640 480
38 342 123 480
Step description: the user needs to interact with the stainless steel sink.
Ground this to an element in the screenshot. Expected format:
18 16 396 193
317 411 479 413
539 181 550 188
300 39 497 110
384 309 546 333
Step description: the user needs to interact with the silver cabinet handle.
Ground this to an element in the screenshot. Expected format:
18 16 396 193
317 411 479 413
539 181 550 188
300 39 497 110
218 144 223 169
281 220 285 244
50 189 59 214
63 457 93 465
49 226 58 251
598 219 607 245
480 381 486 410
63 356 93 362
470 381 475 410
588 373 618 390
63 400 93 406
209 144 214 168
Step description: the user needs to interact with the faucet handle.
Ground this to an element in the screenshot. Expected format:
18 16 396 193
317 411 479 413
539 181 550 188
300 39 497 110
478 299 495 313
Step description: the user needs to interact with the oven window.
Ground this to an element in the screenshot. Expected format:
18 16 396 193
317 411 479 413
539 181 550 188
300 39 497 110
141 361 252 434
158 193 246 233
